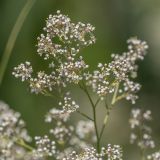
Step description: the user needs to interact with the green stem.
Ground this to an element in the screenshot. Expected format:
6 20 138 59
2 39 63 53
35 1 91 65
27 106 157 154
99 83 119 143
99 110 109 141
79 82 119 153
76 110 94 121
99 101 110 144
79 83 100 153
80 84 95 108
16 139 34 151
42 90 61 99
0 0 37 86
92 102 100 153
111 83 119 105
115 93 127 102
95 98 101 108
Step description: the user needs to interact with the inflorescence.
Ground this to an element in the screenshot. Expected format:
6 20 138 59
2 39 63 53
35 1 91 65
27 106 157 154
129 108 155 149
5 10 158 160
85 38 148 103
63 144 123 160
12 10 148 105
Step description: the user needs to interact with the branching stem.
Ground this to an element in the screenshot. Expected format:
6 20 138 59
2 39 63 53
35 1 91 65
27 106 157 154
99 83 119 144
76 110 94 121
79 83 100 153
99 109 109 141
79 82 120 153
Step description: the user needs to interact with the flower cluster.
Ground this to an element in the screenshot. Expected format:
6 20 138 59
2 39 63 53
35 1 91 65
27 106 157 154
58 56 88 84
50 121 74 143
129 108 155 149
45 93 79 122
13 10 95 94
44 94 97 159
11 10 153 160
45 108 70 122
0 101 31 142
86 37 148 103
45 94 80 147
63 147 100 160
147 151 160 160
38 10 95 60
63 144 122 160
12 61 33 82
30 71 56 94
13 10 147 106
0 101 32 159
60 93 79 113
33 135 56 158
76 120 96 142
0 143 28 160
122 79 141 104
105 144 123 160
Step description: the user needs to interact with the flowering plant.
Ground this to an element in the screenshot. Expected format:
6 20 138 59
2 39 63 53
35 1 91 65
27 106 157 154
0 10 159 160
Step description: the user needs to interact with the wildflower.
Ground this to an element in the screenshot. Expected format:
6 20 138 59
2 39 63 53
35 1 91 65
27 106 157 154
11 10 150 160
50 121 74 143
45 108 70 122
58 56 88 84
69 136 90 150
0 101 31 159
63 145 123 160
122 79 141 104
45 93 79 122
0 101 31 142
40 11 95 59
105 144 123 160
86 37 148 103
76 120 96 142
13 10 95 94
147 151 160 160
38 10 95 60
129 108 155 149
60 94 79 113
63 147 100 160
29 71 55 94
33 135 56 158
12 61 33 82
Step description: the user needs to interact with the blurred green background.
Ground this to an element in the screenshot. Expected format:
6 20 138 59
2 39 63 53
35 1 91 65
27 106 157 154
0 0 160 159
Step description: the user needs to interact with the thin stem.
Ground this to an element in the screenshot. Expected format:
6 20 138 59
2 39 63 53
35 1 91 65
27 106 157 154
95 98 101 108
99 114 108 140
104 99 110 111
16 139 34 151
42 90 61 99
115 92 128 102
92 103 100 153
0 0 37 86
79 83 100 153
76 110 94 121
99 102 110 141
111 83 119 105
79 82 120 153
80 84 95 108
99 83 119 143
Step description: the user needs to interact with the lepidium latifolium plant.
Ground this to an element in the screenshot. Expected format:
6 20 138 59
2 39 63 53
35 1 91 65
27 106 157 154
0 10 159 160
